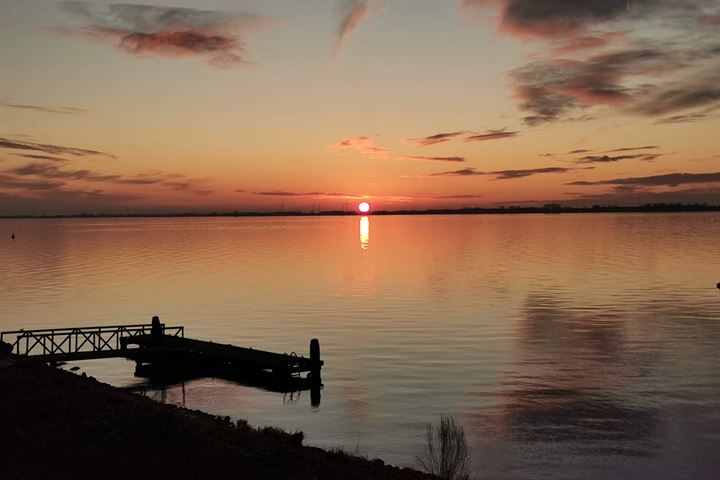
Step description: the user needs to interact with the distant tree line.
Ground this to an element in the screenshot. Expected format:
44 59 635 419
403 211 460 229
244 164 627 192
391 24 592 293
2 202 718 219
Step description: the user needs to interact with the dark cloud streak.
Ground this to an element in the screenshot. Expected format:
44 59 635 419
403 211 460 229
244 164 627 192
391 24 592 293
0 136 114 158
429 166 572 179
568 172 720 187
0 101 86 115
402 155 465 163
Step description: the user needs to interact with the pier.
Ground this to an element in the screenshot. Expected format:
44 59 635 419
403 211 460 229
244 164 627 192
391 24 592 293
0 316 322 402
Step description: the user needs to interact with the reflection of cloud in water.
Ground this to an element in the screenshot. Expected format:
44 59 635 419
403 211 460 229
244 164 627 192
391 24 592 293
494 292 661 456
472 288 720 476
500 385 659 453
518 294 626 358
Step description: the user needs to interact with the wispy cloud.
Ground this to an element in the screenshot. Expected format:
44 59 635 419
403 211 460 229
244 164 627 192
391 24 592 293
605 145 658 153
0 136 114 158
408 131 466 147
0 100 86 115
0 189 145 215
433 194 484 199
52 2 273 68
464 128 519 142
2 160 213 195
13 153 70 162
654 112 713 124
330 135 467 162
335 1 386 57
429 168 481 177
401 155 465 163
429 166 572 179
328 135 391 159
576 153 662 164
567 172 720 187
250 190 365 198
492 167 573 179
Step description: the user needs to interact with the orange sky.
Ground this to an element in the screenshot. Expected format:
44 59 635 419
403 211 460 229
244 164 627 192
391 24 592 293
0 0 718 214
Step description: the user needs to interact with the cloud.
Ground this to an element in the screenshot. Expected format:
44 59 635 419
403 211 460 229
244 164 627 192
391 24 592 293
565 186 720 205
550 31 627 54
464 128 520 142
575 153 662 163
53 2 272 68
7 162 121 182
0 136 114 158
401 155 465 163
407 131 466 147
335 1 386 57
605 145 658 152
463 0 632 39
429 168 482 177
0 174 64 191
631 69 720 116
567 172 720 187
463 1 707 39
699 14 720 27
331 134 466 162
510 49 670 124
13 154 69 162
328 136 391 159
466 0 720 124
433 194 484 199
0 189 145 215
653 112 713 124
429 166 572 179
251 190 364 198
3 161 212 195
492 167 572 179
0 100 86 115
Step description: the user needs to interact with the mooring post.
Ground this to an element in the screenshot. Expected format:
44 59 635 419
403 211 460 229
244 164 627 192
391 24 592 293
151 316 162 337
310 338 321 406
310 338 321 381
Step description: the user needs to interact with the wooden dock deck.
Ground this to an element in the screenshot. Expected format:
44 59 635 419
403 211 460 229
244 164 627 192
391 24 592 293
0 317 322 401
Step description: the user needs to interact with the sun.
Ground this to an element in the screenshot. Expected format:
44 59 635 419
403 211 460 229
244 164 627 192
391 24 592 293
358 202 370 213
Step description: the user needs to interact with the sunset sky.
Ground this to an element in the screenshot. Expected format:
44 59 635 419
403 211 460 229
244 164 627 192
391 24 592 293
1 0 718 214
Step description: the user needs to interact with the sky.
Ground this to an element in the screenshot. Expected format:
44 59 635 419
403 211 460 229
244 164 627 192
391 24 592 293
0 0 718 214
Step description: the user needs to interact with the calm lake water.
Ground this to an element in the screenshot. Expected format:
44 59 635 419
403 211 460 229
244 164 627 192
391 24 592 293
2 214 719 479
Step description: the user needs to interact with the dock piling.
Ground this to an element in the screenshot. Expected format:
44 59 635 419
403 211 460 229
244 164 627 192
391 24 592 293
151 316 162 336
309 338 321 381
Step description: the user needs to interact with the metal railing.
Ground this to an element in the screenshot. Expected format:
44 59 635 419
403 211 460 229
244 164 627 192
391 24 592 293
0 324 184 358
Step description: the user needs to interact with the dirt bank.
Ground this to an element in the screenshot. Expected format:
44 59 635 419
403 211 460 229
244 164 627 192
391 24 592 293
0 362 431 480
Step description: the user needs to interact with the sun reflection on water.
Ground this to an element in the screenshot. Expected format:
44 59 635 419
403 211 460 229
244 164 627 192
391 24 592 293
359 216 369 250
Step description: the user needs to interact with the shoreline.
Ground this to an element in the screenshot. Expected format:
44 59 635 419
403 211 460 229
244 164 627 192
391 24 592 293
0 361 431 480
1 203 718 219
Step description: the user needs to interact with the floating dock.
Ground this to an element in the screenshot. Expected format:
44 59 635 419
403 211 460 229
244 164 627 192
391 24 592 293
0 316 323 403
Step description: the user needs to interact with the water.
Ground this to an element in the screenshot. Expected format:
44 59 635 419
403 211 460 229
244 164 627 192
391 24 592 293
1 214 719 479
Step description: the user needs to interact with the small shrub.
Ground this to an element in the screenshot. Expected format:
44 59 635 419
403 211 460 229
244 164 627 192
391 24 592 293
417 415 471 480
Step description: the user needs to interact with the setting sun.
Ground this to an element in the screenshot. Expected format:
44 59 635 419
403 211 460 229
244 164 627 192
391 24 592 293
358 202 370 213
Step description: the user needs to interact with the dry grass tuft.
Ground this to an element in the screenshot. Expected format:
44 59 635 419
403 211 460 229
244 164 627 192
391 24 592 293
416 415 471 480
